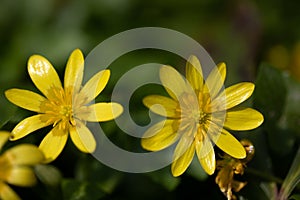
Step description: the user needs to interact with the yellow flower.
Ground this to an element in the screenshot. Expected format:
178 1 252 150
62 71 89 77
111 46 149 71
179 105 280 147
141 56 264 176
5 49 123 163
0 131 44 200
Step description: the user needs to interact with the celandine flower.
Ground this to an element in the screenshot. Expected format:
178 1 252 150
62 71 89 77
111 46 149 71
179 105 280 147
0 131 44 200
141 56 263 176
5 49 123 163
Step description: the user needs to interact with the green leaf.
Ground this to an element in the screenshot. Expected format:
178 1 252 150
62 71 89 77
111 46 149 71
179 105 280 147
61 179 106 200
278 148 300 200
253 63 287 125
282 75 300 137
267 127 295 156
75 155 123 194
35 164 63 187
32 164 63 200
0 92 16 128
253 63 293 155
290 194 300 200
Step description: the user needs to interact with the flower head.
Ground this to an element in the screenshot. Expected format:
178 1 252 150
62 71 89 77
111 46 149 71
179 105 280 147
0 131 44 200
5 49 123 163
141 55 263 176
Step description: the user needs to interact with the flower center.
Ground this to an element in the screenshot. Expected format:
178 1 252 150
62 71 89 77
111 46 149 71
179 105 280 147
59 104 76 127
198 111 209 124
40 87 80 130
179 92 210 123
178 92 212 141
60 105 73 118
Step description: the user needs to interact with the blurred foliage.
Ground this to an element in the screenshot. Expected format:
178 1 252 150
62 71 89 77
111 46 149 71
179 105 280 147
0 0 300 199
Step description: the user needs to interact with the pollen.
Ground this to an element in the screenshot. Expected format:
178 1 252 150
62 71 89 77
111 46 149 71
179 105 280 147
60 105 73 118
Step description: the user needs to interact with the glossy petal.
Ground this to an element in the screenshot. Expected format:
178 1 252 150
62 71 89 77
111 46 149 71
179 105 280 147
70 120 96 153
224 107 264 130
80 102 123 122
79 70 110 104
186 55 204 91
204 62 226 99
5 166 37 187
0 131 10 150
39 127 68 163
28 55 62 98
3 144 44 165
141 120 180 151
171 142 195 177
196 137 215 175
5 89 46 112
173 126 195 160
160 65 190 100
0 182 21 200
171 126 195 177
211 128 246 159
211 82 255 111
64 49 84 93
143 95 179 118
10 115 50 141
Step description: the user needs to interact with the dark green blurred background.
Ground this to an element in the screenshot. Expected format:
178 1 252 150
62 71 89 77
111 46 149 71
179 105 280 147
0 0 300 199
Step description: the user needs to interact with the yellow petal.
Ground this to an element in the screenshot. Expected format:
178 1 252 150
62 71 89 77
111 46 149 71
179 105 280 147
10 115 50 141
186 55 204 92
39 126 68 163
143 95 179 118
160 65 190 100
173 127 195 160
211 128 246 159
70 120 96 153
79 70 110 105
196 138 215 175
6 166 37 187
224 107 264 130
171 142 195 177
211 82 255 111
171 126 196 177
81 102 123 122
27 55 62 98
0 182 21 200
3 144 44 165
204 62 226 99
0 131 10 150
64 49 84 93
141 120 180 151
5 89 46 112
